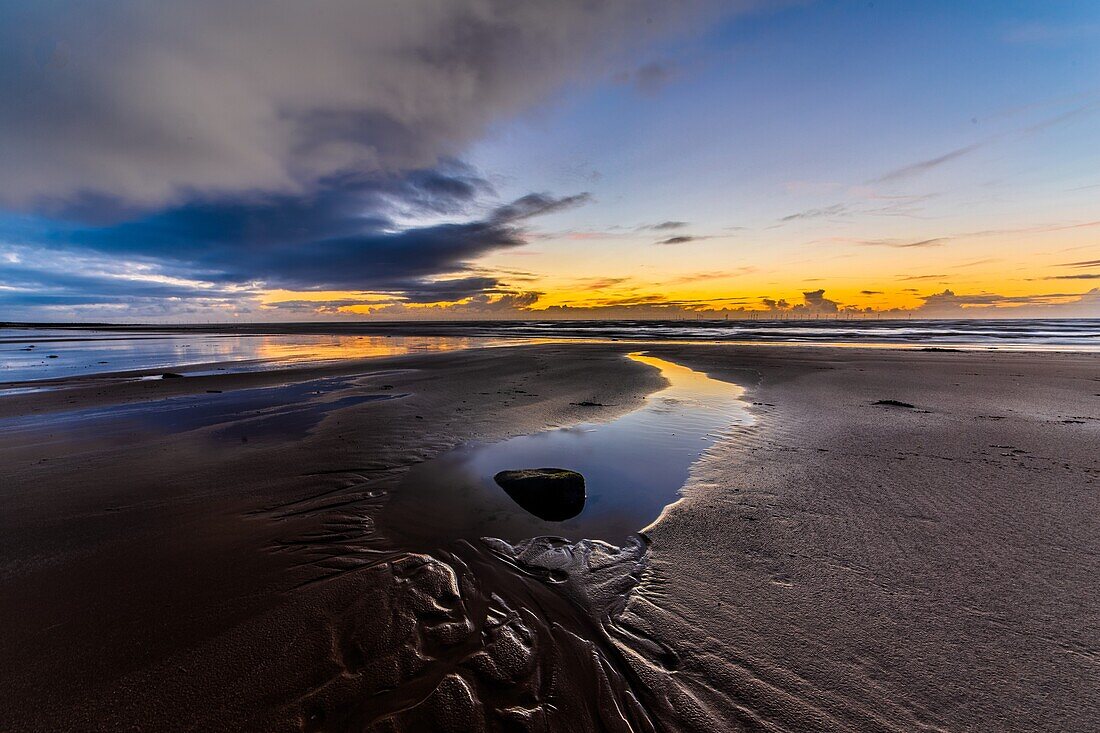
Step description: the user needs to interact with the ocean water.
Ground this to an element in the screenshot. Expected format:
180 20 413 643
464 317 1100 350
2 318 1097 384
0 328 488 383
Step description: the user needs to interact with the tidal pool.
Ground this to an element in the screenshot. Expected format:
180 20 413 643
384 353 752 544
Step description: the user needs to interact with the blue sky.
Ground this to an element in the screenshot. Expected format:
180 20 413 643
472 0 1100 228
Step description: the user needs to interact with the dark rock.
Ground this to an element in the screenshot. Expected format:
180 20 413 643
161 372 184 379
47 354 59 358
874 399 915 408
493 468 585 521
570 401 607 407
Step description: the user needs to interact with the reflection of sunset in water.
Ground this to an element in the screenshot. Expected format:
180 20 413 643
252 335 486 363
0 329 502 384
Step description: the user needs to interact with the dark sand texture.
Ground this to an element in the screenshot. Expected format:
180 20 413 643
0 343 1098 731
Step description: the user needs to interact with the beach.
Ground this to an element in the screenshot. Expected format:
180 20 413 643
1 339 1098 731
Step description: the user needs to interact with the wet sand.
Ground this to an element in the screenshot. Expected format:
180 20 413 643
1 343 1098 731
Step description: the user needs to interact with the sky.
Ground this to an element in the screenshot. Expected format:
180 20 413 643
1 0 1098 322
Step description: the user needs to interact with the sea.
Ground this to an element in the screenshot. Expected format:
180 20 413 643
1 318 1098 384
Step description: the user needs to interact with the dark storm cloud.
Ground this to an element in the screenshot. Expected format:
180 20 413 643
0 1 715 211
0 0 755 316
393 277 504 303
40 174 590 293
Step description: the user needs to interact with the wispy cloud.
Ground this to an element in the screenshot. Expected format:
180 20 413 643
655 235 705 245
637 220 689 231
577 276 631 290
872 144 982 184
857 237 948 249
664 268 756 285
952 258 999 268
779 204 850 222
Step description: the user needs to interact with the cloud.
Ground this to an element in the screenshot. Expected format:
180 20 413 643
3 165 591 302
0 1 758 319
1061 259 1100 268
655 235 702 245
391 276 504 304
780 194 937 230
860 290 883 295
857 237 948 249
872 143 982 184
779 204 850 222
666 268 756 284
639 220 689 231
578 277 631 290
801 288 839 313
914 288 1100 316
264 289 545 318
759 289 839 314
952 258 998 268
1047 273 1100 280
0 1 725 212
0 241 255 320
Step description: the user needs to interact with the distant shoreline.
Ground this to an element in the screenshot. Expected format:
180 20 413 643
5 315 1100 329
